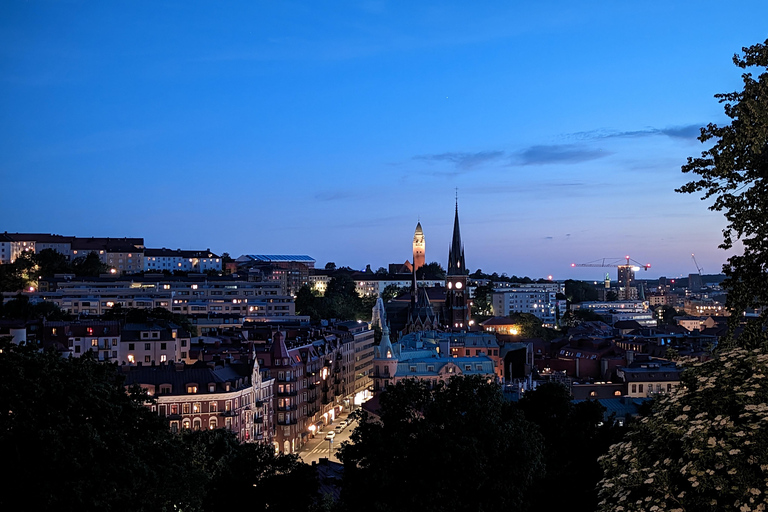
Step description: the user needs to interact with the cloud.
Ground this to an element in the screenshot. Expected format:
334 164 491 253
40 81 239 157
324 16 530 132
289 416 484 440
514 144 610 165
573 124 702 141
413 150 505 170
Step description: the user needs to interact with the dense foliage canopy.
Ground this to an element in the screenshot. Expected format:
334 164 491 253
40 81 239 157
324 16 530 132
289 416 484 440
677 39 768 348
338 376 544 512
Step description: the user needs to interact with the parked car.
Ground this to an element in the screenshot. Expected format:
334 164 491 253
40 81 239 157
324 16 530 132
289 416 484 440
338 420 348 429
325 431 336 441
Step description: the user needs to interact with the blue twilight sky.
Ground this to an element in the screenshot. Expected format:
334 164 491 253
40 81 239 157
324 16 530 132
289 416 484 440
1 1 766 280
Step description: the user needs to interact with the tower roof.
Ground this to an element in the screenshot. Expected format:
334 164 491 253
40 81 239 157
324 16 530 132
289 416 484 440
447 200 466 275
413 222 424 243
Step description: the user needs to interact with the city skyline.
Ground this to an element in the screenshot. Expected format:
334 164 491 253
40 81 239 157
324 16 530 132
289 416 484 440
3 2 767 280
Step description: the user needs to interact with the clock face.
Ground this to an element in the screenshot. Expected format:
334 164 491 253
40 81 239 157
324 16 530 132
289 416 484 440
455 282 463 289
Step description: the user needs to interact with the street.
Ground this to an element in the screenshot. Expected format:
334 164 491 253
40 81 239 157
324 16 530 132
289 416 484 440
298 411 356 465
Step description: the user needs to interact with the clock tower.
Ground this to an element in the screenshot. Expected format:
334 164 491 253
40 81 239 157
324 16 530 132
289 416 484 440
413 222 425 273
444 200 469 330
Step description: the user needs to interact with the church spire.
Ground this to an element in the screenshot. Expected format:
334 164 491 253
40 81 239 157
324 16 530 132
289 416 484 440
447 198 466 276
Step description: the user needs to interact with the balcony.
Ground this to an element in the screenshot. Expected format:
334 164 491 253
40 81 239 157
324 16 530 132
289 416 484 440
276 418 298 426
276 404 297 412
253 399 264 407
276 389 298 397
253 417 264 424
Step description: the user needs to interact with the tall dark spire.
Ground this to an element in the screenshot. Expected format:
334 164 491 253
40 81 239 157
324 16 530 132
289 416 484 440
447 198 466 275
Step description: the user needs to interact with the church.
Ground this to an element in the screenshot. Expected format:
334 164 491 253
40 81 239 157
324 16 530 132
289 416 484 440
387 199 471 335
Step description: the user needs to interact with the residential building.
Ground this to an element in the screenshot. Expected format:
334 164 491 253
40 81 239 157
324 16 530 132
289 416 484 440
144 248 222 273
491 288 566 327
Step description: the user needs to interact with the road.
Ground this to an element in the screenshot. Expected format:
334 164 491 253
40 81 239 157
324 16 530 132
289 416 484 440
298 412 356 465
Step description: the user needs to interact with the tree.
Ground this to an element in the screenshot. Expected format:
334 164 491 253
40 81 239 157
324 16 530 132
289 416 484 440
338 376 544 512
374 266 388 276
0 337 201 511
472 282 494 316
677 39 768 348
598 347 768 512
182 429 318 512
35 248 70 276
296 284 322 321
71 251 110 276
517 383 625 512
380 283 406 303
565 279 599 303
416 261 445 279
324 262 337 271
324 274 363 321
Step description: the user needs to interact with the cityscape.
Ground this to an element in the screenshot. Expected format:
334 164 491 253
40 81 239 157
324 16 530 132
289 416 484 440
2 2 768 512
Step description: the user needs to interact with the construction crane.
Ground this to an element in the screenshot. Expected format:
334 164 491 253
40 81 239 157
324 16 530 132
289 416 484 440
691 253 703 274
570 256 651 292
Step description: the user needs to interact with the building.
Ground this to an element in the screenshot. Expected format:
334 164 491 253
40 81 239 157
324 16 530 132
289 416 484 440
616 358 683 398
70 237 145 274
123 359 274 443
41 320 122 360
334 321 375 406
144 248 222 273
236 254 316 269
444 201 469 329
371 327 496 392
572 301 655 327
412 222 425 273
491 287 566 327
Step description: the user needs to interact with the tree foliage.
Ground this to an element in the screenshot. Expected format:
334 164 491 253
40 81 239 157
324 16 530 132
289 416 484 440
338 376 544 512
380 283 407 303
565 279 599 303
0 337 320 512
472 282 494 316
598 347 768 512
0 337 199 511
517 383 625 512
677 39 768 348
415 261 446 280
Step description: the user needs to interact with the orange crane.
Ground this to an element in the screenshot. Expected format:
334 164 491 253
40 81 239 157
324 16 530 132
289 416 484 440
570 256 651 291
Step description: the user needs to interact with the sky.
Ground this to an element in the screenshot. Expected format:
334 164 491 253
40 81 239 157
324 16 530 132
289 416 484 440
2 1 767 281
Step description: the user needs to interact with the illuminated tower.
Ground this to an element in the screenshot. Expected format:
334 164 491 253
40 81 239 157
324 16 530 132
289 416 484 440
413 222 425 273
444 199 469 330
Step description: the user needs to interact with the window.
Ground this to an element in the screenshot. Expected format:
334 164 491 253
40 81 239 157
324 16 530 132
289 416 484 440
152 332 160 339
127 354 134 363
145 343 151 350
667 383 672 392
208 383 215 392
225 400 232 412
192 403 201 413
142 332 149 339
187 385 198 394
181 340 187 347
614 390 622 396
182 419 191 430
638 384 644 393
210 402 218 413
183 403 191 414
181 352 187 359
160 355 167 362
161 343 166 350
112 339 117 346
75 346 81 354
91 339 98 347
590 390 597 397
128 343 135 350
209 418 217 429
171 404 178 414
145 355 151 363
170 421 179 433
161 385 172 394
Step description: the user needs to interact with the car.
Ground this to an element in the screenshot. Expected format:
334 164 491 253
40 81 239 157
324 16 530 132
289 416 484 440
338 420 348 429
325 431 336 441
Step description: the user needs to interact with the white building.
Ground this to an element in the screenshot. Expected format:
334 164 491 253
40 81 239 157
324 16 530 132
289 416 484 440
144 248 222 273
491 287 566 328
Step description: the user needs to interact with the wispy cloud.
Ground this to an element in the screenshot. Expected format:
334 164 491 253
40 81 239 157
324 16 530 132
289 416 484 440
413 150 504 170
572 124 702 141
514 144 610 166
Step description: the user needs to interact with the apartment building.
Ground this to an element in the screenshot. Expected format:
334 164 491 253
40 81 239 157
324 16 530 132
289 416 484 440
123 359 274 444
491 287 566 327
144 248 222 273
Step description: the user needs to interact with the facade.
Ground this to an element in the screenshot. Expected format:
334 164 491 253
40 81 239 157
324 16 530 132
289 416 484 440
617 360 683 398
121 322 192 365
491 288 566 327
144 248 222 273
123 359 274 443
8 276 294 319
334 321 375 405
41 320 122 360
572 301 655 327
70 237 145 274
371 327 496 392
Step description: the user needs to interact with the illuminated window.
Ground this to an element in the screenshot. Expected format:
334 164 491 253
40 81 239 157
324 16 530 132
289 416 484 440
187 385 198 394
